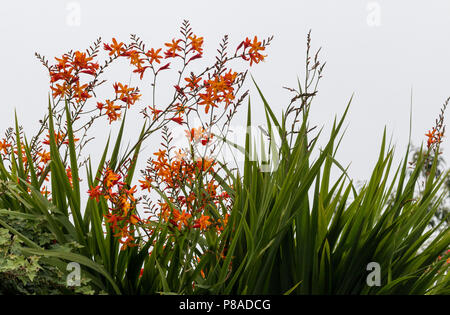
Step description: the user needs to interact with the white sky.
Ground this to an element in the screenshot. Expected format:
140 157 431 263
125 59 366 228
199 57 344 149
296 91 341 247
1 0 449 189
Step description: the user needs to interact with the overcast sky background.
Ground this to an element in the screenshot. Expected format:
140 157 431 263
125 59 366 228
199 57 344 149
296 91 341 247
1 0 449 190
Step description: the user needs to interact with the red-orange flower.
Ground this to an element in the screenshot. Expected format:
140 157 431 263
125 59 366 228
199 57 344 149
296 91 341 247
0 139 11 154
425 128 443 148
173 209 192 230
185 75 201 90
164 39 182 58
146 48 163 64
66 166 73 187
72 51 94 70
50 82 69 99
153 149 167 161
37 150 51 164
107 38 126 56
105 213 120 231
248 36 266 66
193 215 211 230
130 214 140 225
127 50 145 69
104 99 122 123
188 35 203 54
171 116 184 125
148 106 163 120
103 168 121 188
72 81 91 103
198 91 217 114
138 176 152 192
88 185 102 202
425 128 437 148
54 55 70 70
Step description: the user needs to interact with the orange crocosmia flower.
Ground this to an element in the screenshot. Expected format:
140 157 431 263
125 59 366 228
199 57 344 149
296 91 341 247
198 72 237 111
133 66 149 80
194 215 211 230
174 103 188 115
158 202 171 222
196 156 215 172
103 169 121 188
198 92 217 114
239 37 252 50
113 82 125 95
124 185 137 202
108 38 125 56
118 198 132 216
113 82 141 106
148 106 163 120
139 177 152 191
62 136 80 145
152 158 169 173
123 92 141 107
72 81 91 103
130 215 140 225
43 131 67 146
222 91 235 107
0 139 11 154
138 180 151 192
80 62 99 76
72 51 93 70
165 39 182 52
206 181 218 196
209 76 227 95
171 116 184 125
37 150 51 164
248 36 266 66
49 57 75 82
120 236 138 251
66 167 73 187
104 99 121 123
164 39 182 58
173 209 192 230
55 55 70 70
146 48 163 64
223 70 238 85
425 128 437 148
249 36 263 50
50 82 69 99
184 75 201 90
55 132 65 144
127 50 145 68
105 213 121 232
153 149 167 161
88 185 102 202
188 35 203 54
